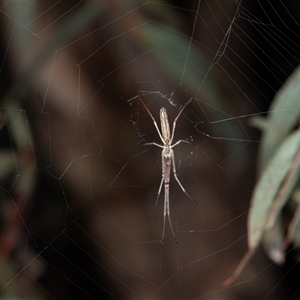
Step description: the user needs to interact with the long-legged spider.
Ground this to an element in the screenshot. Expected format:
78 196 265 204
140 98 197 245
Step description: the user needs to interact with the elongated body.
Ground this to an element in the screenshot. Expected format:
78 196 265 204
141 98 197 244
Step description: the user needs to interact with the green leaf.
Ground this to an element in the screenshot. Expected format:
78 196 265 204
265 149 300 231
248 128 300 249
0 151 16 180
6 109 31 149
16 163 36 199
262 215 285 265
141 22 245 149
258 67 300 170
285 190 300 246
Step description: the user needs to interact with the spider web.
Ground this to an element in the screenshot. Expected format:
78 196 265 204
0 1 299 299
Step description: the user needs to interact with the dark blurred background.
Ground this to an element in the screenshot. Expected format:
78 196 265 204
0 1 300 299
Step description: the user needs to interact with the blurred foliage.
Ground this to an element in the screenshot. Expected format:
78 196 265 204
1 0 300 298
0 1 230 298
225 66 300 285
0 1 104 299
3 1 101 103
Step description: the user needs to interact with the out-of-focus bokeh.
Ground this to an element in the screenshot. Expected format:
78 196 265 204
0 1 300 299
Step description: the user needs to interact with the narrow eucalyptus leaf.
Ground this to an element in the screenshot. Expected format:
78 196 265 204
263 216 285 265
6 109 30 149
258 67 300 170
286 190 300 246
0 151 16 180
248 129 300 249
265 149 300 230
16 163 36 199
142 23 244 150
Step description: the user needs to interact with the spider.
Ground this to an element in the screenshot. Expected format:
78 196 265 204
140 98 197 245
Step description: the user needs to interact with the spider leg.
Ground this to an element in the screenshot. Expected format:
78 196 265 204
161 150 178 245
161 191 167 245
170 98 193 143
161 174 178 245
171 150 198 204
165 181 177 244
144 142 164 148
154 177 164 209
171 139 192 148
139 98 165 144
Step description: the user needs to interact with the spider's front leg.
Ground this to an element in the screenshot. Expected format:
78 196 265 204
143 142 163 148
